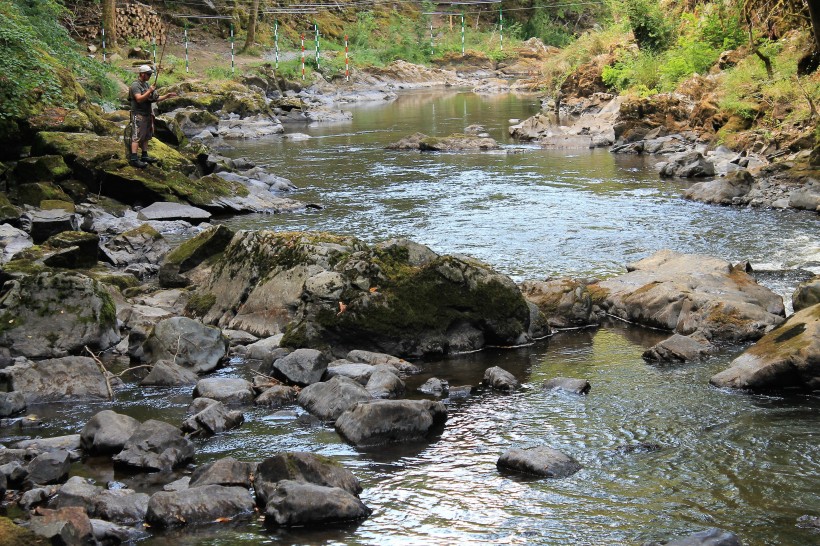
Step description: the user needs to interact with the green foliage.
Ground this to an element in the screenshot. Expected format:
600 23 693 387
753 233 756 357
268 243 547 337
602 51 662 92
0 0 119 120
623 0 673 52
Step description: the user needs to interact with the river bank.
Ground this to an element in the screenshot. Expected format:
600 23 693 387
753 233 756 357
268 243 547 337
1 6 819 542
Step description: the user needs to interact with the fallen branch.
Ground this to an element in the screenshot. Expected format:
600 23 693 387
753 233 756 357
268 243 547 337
84 345 114 400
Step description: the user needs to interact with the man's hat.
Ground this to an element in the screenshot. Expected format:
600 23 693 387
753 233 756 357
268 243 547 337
138 64 154 74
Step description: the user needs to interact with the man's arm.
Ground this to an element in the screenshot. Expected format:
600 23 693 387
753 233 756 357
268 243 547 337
157 91 178 102
133 84 157 103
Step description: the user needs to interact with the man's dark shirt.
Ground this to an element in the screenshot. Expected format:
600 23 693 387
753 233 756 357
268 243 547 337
129 80 157 115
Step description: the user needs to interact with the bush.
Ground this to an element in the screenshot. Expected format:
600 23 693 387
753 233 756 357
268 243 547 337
624 0 673 52
0 0 120 119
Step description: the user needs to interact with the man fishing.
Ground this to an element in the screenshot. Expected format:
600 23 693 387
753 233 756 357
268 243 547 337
128 64 177 168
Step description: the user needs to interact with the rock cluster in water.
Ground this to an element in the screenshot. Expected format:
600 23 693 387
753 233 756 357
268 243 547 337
0 41 817 543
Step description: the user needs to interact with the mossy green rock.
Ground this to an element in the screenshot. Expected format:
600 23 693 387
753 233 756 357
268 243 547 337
99 161 243 209
42 231 100 268
12 155 71 182
156 92 225 114
0 193 21 224
32 132 124 182
40 199 76 212
25 107 93 133
159 224 235 288
0 270 119 358
15 182 72 207
194 231 531 358
710 303 820 391
0 516 46 546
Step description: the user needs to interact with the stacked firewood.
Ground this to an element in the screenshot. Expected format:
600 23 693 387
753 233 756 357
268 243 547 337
68 2 166 45
115 2 167 44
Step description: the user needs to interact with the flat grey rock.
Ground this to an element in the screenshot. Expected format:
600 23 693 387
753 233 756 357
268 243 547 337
137 202 211 222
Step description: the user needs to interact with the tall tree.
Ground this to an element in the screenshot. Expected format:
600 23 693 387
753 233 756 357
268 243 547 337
244 0 260 51
102 0 117 47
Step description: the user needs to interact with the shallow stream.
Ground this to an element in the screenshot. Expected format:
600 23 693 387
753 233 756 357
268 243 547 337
10 91 820 545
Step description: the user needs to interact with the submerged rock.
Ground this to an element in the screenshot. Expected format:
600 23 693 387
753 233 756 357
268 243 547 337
496 446 582 478
542 377 591 395
386 132 499 151
643 527 742 546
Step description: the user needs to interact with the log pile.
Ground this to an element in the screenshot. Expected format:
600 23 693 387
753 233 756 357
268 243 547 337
68 2 167 45
115 2 167 44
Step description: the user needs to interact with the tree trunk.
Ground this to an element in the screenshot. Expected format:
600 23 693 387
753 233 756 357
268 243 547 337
102 0 117 47
243 0 260 51
808 0 820 53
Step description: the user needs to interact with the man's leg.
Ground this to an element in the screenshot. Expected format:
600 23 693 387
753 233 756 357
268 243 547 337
140 138 158 164
129 116 147 168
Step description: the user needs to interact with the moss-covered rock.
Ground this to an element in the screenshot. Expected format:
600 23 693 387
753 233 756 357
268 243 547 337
159 224 235 288
193 232 531 358
25 107 94 134
0 270 119 358
42 231 100 268
32 131 125 182
11 155 72 182
156 92 225 114
14 182 72 207
40 199 76 212
710 303 820 391
0 193 22 224
0 516 46 546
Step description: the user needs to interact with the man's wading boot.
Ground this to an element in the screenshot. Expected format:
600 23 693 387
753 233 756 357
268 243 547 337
141 153 159 164
129 153 147 169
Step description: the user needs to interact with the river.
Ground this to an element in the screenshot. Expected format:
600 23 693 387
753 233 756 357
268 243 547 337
24 91 820 545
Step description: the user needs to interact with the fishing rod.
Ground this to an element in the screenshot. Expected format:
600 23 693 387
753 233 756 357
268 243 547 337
153 34 169 86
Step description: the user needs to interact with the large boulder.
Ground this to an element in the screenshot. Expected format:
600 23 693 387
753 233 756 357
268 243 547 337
192 232 531 357
112 420 195 471
0 356 109 403
643 333 715 362
80 410 141 455
365 366 405 399
52 477 149 524
710 304 820 391
483 366 520 392
263 480 371 527
254 452 361 507
271 348 329 386
26 450 71 485
0 271 119 358
297 376 372 422
145 485 254 527
596 250 785 341
140 359 200 386
28 506 94 545
334 399 447 447
141 317 227 373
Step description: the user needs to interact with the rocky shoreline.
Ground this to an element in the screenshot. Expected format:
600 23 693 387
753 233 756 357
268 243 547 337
1 44 819 544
